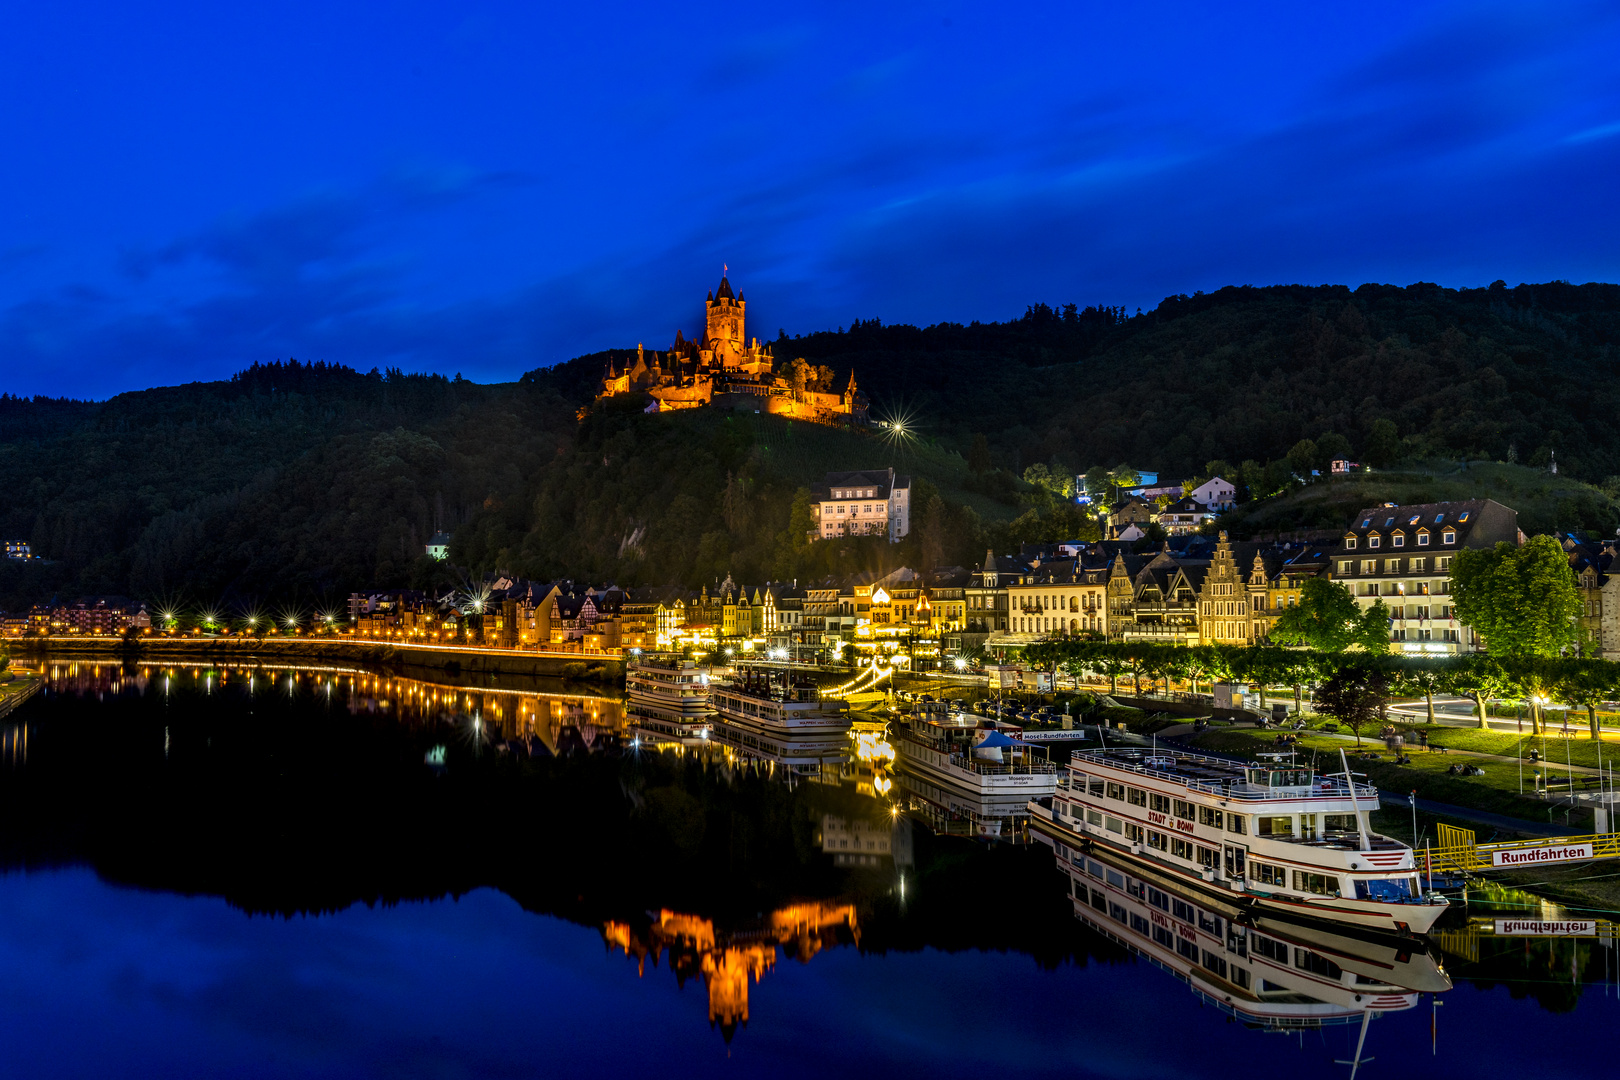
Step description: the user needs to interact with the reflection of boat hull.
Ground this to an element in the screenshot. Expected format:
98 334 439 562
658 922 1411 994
1030 804 1449 937
708 719 850 781
627 707 710 748
896 763 1042 838
1037 830 1438 1027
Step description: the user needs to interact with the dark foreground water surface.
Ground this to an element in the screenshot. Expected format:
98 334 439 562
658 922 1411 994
2 661 1617 1079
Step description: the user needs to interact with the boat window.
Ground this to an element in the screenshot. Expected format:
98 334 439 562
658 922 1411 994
1231 967 1252 990
1223 847 1246 877
1125 823 1145 843
1106 869 1125 889
1227 815 1247 835
1126 877 1144 899
1176 937 1199 961
1105 816 1124 834
1130 912 1151 936
1201 950 1228 978
1146 886 1170 911
1149 793 1171 813
1106 782 1126 801
1087 810 1103 828
1087 859 1104 878
1353 877 1417 901
1257 815 1294 837
1088 777 1105 797
1252 862 1287 887
1198 806 1223 828
1127 787 1147 807
1294 948 1343 980
1171 837 1194 859
1172 898 1196 923
1198 846 1219 870
1197 909 1222 936
1173 799 1195 820
1091 889 1108 912
1147 830 1169 852
1293 871 1338 896
1152 925 1175 949
1323 813 1358 833
1250 934 1288 963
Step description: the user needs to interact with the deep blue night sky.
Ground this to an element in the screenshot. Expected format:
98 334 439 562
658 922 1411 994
2 1 1618 398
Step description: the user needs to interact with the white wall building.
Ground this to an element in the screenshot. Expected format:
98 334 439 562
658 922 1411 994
810 468 911 542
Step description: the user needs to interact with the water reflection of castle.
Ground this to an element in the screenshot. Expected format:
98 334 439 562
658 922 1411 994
603 903 859 1041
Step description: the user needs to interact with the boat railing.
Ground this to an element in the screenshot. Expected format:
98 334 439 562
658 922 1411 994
1069 749 1378 801
948 753 1058 776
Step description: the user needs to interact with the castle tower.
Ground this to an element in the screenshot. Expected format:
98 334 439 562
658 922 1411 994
705 274 746 369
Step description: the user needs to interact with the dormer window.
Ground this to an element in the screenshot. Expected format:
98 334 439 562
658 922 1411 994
1345 536 1358 550
1442 530 1456 545
1368 535 1381 549
1417 531 1430 546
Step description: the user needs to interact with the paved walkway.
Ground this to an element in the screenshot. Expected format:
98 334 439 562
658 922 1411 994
1409 797 1580 839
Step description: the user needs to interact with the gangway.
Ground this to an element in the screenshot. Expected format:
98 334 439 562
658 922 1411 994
1424 823 1620 875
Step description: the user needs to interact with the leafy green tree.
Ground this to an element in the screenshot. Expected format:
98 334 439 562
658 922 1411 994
1316 431 1352 466
1450 654 1513 730
1451 535 1581 658
1271 578 1381 652
1286 438 1319 477
1393 656 1454 723
1554 659 1616 741
1108 464 1142 503
1314 664 1390 747
1364 418 1400 467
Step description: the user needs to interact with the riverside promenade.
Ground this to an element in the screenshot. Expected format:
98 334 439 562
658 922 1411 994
10 635 626 681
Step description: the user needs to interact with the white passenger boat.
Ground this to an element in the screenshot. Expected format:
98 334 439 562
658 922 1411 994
892 709 1059 802
1029 746 1450 934
1042 836 1443 1029
710 667 853 735
626 656 714 748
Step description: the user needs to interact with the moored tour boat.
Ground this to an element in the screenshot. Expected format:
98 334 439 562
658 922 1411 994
1041 835 1445 1029
626 656 715 748
892 707 1058 835
1028 746 1450 934
710 666 853 735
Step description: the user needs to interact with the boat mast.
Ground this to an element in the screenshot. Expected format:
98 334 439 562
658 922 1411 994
1337 747 1372 851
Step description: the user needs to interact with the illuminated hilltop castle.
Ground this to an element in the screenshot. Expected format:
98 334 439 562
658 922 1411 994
596 273 868 425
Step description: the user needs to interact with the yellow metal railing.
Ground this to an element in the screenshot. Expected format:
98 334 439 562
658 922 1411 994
1424 832 1620 875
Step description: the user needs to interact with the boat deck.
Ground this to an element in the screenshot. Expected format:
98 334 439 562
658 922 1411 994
1069 747 1378 803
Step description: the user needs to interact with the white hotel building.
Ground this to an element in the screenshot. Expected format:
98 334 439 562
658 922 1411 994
810 468 911 543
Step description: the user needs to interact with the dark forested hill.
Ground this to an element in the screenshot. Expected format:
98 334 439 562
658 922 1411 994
6 280 1620 611
0 362 573 610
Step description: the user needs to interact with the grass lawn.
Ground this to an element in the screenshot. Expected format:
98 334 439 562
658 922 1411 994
1386 723 1620 771
1185 726 1582 826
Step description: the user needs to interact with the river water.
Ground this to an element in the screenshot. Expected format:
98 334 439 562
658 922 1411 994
1 660 1616 1079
